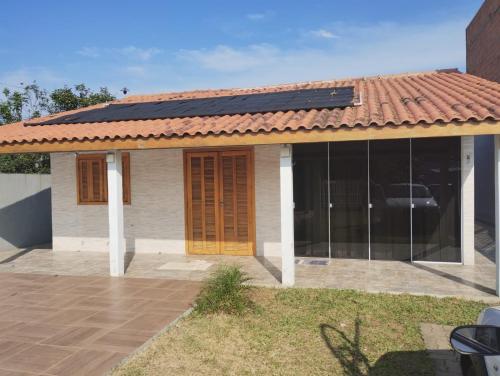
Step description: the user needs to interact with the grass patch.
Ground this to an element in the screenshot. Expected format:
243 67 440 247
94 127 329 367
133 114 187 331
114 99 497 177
194 264 254 315
113 288 489 376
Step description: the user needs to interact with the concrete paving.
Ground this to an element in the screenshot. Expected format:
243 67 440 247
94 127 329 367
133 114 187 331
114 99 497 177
0 246 498 301
0 272 200 375
0 222 496 301
420 323 462 376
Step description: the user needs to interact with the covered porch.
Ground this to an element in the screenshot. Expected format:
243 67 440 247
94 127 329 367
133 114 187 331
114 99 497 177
0 227 497 301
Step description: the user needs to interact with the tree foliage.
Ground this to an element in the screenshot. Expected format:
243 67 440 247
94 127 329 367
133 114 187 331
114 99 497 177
0 89 24 124
49 84 115 114
0 83 115 174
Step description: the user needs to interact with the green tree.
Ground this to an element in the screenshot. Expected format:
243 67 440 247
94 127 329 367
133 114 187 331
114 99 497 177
49 84 115 113
0 83 115 173
0 83 50 125
0 88 25 124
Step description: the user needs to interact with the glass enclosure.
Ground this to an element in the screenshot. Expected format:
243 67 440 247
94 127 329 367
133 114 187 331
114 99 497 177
330 141 369 259
293 137 462 263
293 143 329 257
411 137 461 262
370 140 411 261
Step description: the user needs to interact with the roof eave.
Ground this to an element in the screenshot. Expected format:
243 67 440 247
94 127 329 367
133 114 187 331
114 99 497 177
0 119 499 155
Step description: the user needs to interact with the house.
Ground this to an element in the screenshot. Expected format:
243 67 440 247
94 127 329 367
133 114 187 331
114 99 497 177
468 0 500 226
0 69 499 291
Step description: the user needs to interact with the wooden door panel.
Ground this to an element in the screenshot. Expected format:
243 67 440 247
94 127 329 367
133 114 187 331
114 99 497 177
186 152 220 255
219 150 254 256
203 156 218 252
221 156 235 243
185 149 254 256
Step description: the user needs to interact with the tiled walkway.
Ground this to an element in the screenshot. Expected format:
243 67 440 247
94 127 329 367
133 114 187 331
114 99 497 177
0 221 498 302
0 248 282 286
0 246 498 301
0 273 200 375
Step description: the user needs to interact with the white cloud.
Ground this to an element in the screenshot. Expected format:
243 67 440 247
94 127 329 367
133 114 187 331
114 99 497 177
76 46 162 62
247 13 265 21
121 65 147 78
174 19 466 86
56 18 467 95
116 46 162 61
177 44 280 72
308 29 340 39
246 11 273 21
0 67 65 89
77 46 100 58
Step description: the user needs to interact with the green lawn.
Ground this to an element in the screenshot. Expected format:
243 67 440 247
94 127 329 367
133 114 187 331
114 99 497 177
113 288 488 376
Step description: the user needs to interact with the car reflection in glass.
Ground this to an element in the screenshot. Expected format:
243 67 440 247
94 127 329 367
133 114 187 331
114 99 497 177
384 183 439 209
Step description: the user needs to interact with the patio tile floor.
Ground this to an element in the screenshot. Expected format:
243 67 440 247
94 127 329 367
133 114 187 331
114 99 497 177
0 273 200 375
0 221 498 303
0 246 498 302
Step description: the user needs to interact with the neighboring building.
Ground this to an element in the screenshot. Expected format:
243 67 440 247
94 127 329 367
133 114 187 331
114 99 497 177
468 0 500 225
0 69 498 289
467 0 500 82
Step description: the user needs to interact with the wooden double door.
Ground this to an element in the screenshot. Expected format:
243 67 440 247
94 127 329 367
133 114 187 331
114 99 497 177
184 148 255 256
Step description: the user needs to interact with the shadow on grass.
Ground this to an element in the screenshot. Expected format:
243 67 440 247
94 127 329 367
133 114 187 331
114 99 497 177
320 318 370 375
320 319 437 375
369 350 438 376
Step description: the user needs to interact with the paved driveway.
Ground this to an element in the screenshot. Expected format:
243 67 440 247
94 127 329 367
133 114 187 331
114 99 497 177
0 273 200 375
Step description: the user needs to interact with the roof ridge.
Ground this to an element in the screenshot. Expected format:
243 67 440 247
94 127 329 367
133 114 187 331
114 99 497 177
122 69 462 102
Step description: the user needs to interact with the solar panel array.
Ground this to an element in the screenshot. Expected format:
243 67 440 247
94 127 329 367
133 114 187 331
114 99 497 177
30 86 354 125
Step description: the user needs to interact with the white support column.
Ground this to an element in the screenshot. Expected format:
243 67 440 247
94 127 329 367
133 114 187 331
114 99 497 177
280 144 295 286
106 150 125 277
461 136 475 265
495 135 500 295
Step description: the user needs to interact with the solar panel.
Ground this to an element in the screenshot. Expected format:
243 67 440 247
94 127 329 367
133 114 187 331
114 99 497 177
29 86 354 125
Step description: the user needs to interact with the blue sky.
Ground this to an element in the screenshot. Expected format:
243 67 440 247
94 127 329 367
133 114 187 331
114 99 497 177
0 0 483 97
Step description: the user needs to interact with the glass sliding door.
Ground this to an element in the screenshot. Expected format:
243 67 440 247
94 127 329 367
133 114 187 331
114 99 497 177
369 139 412 261
293 137 461 263
330 141 369 258
293 143 329 257
412 137 461 262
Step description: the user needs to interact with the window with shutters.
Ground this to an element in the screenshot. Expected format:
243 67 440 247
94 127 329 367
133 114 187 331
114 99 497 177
76 153 131 205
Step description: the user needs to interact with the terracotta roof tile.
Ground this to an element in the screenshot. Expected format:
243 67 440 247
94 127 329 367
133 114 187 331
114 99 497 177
0 69 499 146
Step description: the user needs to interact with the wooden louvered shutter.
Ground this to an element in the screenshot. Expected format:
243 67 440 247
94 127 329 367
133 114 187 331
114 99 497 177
185 152 220 254
219 150 254 255
91 158 107 202
122 152 131 204
77 155 107 204
77 153 131 205
78 159 91 202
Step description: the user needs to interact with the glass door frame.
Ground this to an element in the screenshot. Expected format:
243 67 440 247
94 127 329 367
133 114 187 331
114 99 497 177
324 138 462 264
410 137 462 264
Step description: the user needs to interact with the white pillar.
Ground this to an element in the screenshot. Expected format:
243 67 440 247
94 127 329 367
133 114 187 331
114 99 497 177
495 135 500 295
280 144 295 286
461 136 475 265
106 150 125 277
